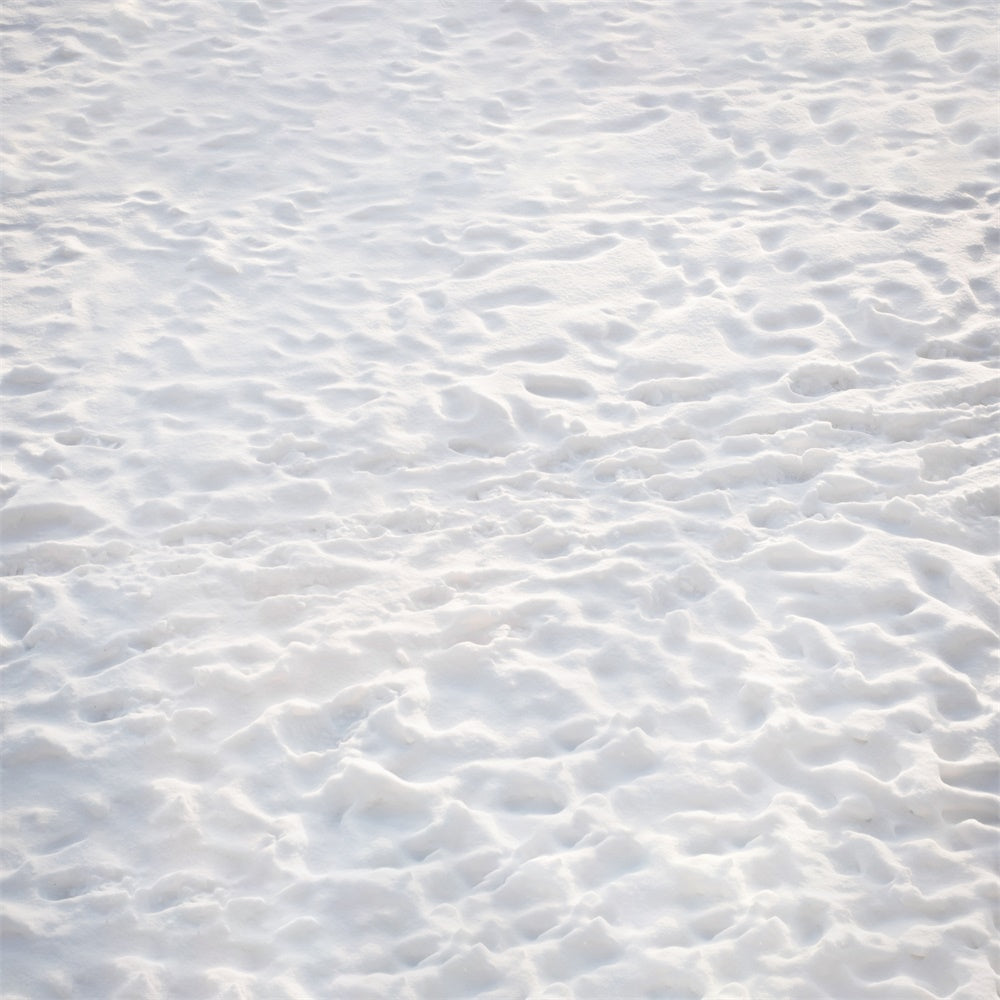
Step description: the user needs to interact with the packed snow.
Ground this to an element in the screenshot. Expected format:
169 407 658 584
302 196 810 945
2 1 998 998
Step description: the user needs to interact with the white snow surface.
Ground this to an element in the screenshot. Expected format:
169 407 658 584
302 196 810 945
2 1 999 997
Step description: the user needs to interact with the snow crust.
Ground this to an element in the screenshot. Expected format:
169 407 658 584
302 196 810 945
2 1 998 997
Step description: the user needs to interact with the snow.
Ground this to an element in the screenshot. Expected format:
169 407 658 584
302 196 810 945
2 1 998 998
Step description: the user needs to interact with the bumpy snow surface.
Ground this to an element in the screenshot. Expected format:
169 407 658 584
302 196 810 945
2 1 999 998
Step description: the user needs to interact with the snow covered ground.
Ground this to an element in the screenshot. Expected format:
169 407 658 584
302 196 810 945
2 1 998 997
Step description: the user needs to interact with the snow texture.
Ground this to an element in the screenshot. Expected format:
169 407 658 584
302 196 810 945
2 1 999 998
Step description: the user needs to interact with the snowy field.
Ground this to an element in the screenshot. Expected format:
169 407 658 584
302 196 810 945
2 1 999 997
